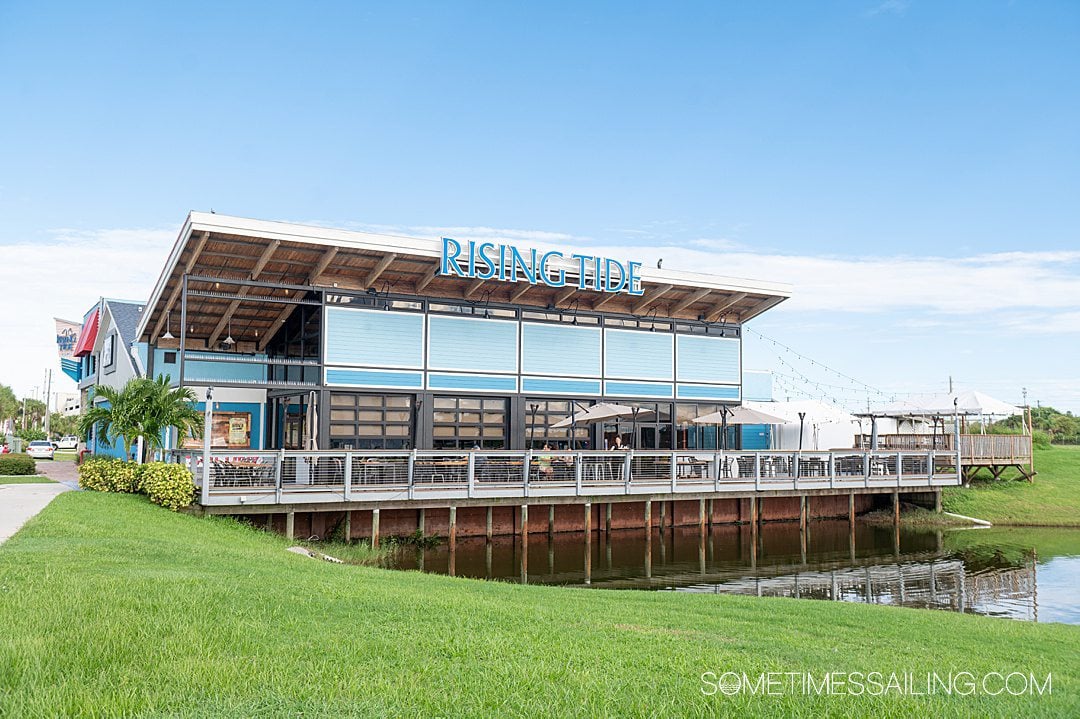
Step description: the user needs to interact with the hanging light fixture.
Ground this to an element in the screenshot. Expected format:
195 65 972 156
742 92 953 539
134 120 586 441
161 311 175 340
224 317 235 346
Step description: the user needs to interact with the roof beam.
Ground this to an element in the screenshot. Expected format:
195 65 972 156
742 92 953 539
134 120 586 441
553 287 578 307
363 252 397 290
668 288 713 315
631 284 674 314
737 295 786 322
509 283 533 304
207 241 281 345
704 292 747 322
258 246 340 351
414 264 440 294
463 279 486 299
150 231 210 341
590 292 621 311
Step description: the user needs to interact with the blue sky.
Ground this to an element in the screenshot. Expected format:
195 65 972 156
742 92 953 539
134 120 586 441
1 1 1078 411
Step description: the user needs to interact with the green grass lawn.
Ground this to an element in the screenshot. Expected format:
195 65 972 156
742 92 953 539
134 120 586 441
0 475 54 484
943 446 1080 527
1 492 1076 717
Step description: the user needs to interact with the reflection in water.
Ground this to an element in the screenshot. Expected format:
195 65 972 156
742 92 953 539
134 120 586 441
389 520 1080 625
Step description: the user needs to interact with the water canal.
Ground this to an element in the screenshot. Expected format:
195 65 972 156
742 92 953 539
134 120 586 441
386 521 1080 624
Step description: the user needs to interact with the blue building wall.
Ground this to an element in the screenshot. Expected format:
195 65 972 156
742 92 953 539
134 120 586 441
161 349 267 384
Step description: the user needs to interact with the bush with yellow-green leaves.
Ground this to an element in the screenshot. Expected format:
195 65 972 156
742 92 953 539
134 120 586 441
78 457 195 511
139 462 196 511
78 457 142 493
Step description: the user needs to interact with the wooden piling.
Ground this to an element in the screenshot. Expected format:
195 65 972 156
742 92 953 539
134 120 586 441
343 511 351 541
893 490 901 525
285 511 294 540
605 502 612 535
799 496 807 533
707 499 713 529
448 506 457 551
644 500 652 533
548 504 555 537
418 508 425 534
486 506 492 540
659 500 666 532
371 508 380 548
848 493 855 527
699 498 706 534
584 502 592 536
520 505 528 539
266 514 274 531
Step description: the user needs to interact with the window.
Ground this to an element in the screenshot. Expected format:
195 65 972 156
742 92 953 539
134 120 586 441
675 403 738 450
432 396 507 449
524 399 592 449
428 302 517 319
163 351 177 364
328 393 413 449
520 310 600 326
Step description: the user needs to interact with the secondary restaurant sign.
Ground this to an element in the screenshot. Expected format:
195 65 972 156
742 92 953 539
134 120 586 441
440 238 644 295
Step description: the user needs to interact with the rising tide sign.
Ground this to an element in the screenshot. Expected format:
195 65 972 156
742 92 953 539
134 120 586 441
439 238 643 295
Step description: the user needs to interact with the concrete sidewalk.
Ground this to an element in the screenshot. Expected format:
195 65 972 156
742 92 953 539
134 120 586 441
0 483 70 544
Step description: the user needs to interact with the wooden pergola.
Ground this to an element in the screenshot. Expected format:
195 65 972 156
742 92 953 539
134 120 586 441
136 212 792 354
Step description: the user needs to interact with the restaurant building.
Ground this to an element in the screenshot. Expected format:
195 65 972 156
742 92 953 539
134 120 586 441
134 213 791 454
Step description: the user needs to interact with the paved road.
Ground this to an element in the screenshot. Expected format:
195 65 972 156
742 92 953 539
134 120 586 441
0 483 70 544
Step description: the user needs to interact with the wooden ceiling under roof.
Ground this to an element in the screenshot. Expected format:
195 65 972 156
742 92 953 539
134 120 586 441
140 228 787 350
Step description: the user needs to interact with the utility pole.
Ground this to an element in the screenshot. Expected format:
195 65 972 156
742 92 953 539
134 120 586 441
948 375 953 394
43 369 52 438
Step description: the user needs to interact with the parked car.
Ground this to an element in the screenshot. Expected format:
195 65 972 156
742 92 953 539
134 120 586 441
26 441 55 460
56 435 80 450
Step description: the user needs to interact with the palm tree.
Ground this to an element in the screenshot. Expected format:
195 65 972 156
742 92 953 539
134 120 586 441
136 375 203 459
77 380 144 459
78 376 203 461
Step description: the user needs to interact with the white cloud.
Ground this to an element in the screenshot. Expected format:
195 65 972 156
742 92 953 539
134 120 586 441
0 227 175 400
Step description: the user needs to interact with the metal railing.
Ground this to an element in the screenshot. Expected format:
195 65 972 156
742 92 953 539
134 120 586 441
164 448 962 507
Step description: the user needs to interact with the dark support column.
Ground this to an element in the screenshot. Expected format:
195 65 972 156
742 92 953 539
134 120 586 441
548 504 555 537
266 514 274 531
371 509 380 548
659 500 666 532
707 499 713 529
605 502 612 535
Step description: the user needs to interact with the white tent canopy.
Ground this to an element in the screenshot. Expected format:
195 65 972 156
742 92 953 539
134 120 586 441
873 390 1021 418
744 399 854 425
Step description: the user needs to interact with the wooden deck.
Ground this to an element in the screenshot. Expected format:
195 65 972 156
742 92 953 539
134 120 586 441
856 433 1033 481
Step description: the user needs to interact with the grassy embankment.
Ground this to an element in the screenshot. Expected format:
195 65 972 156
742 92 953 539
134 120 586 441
1 491 1077 717
942 446 1080 527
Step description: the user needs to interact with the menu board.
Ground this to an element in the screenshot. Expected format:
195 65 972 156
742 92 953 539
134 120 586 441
183 411 251 449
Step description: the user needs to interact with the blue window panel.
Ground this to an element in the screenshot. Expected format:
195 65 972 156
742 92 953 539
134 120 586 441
741 424 771 450
676 335 740 384
742 370 774 402
428 316 518 373
604 380 673 398
521 323 601 377
325 307 424 368
676 384 741 401
604 329 673 381
521 377 602 395
183 359 267 383
326 368 423 389
428 373 518 392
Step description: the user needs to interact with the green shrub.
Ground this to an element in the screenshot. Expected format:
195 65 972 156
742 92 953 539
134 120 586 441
1033 430 1051 449
0 454 36 476
78 456 141 493
140 462 195 511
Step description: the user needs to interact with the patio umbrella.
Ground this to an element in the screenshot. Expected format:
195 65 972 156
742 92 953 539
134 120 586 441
692 405 791 426
551 403 640 428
